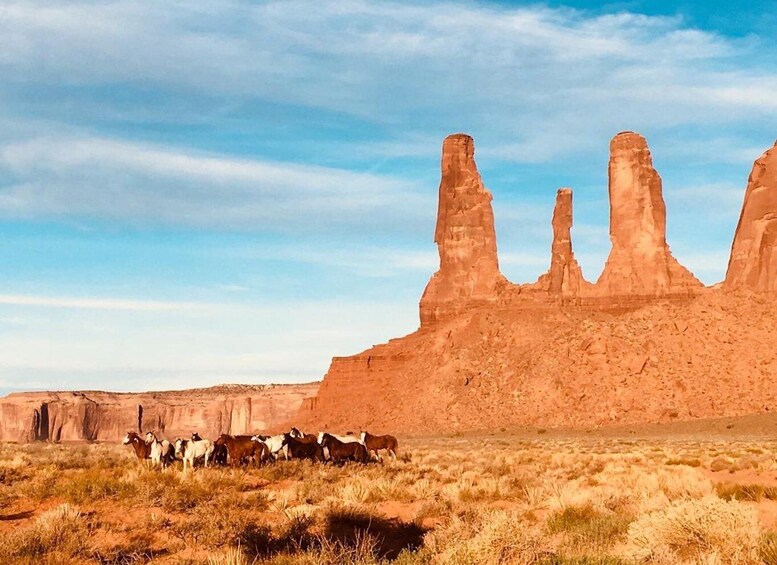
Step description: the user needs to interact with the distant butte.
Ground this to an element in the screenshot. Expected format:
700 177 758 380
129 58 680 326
298 131 777 434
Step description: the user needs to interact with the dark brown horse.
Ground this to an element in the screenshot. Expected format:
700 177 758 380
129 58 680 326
282 433 324 462
360 431 398 461
122 431 151 463
320 433 369 464
214 434 268 466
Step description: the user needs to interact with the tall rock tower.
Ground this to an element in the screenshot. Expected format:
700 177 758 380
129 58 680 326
725 141 777 291
535 188 588 295
594 131 702 296
419 134 506 325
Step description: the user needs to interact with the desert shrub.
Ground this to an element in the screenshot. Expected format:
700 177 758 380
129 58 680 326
624 496 759 563
547 504 631 551
91 531 157 564
715 482 777 502
424 509 554 565
208 546 250 565
0 464 31 485
665 458 702 467
321 504 424 560
0 503 90 559
760 532 777 565
709 457 734 473
540 558 630 565
170 495 258 549
56 467 137 503
17 467 58 501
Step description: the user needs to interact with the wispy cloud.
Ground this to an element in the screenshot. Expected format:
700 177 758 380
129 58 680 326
0 135 431 233
1 1 775 164
0 293 200 311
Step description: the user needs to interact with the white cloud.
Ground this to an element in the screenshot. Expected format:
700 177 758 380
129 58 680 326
0 1 775 164
0 293 201 312
0 295 420 391
0 135 431 233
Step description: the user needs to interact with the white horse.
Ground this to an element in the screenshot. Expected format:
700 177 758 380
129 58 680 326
175 437 214 472
145 431 174 469
251 434 288 460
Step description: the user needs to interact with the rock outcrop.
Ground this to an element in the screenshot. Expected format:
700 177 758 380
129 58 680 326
535 188 588 295
295 130 777 434
0 383 319 442
594 132 702 297
725 141 777 291
419 134 507 325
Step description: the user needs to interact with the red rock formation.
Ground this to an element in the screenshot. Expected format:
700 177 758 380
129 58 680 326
725 141 777 291
419 134 507 325
594 132 702 296
535 188 589 295
0 383 319 442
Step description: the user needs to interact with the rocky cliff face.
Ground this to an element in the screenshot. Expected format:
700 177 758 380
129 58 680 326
0 383 318 442
297 132 777 434
535 188 589 296
594 132 702 297
725 141 777 291
419 134 508 325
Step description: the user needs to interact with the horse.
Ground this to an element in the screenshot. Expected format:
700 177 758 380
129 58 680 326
253 434 289 460
175 437 214 472
214 434 268 467
122 432 151 464
281 433 324 462
191 432 228 466
144 431 175 468
319 433 369 464
360 431 398 461
317 431 363 445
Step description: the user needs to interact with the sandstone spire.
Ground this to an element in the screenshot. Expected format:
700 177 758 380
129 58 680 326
724 141 777 291
535 188 588 295
419 134 506 325
594 131 702 296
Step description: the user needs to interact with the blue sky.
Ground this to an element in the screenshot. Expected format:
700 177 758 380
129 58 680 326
0 0 775 394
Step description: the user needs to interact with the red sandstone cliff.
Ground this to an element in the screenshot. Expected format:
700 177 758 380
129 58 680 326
0 383 318 443
725 141 777 291
594 132 702 297
297 133 777 434
419 134 508 325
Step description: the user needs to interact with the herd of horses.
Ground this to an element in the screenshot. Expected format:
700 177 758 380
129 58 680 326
121 427 398 470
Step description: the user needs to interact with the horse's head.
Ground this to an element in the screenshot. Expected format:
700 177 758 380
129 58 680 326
144 431 156 444
175 439 187 454
122 431 141 445
360 431 367 443
281 433 293 446
191 432 202 441
317 431 325 444
290 427 303 438
214 434 229 446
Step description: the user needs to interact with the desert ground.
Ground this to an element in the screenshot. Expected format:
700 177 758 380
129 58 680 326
3 425 777 564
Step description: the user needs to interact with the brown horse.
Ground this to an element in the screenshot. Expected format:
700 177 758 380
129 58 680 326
282 433 324 462
122 431 151 463
319 433 369 464
360 431 398 461
214 434 268 467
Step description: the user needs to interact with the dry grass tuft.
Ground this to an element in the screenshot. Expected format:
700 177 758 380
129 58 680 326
625 495 759 563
